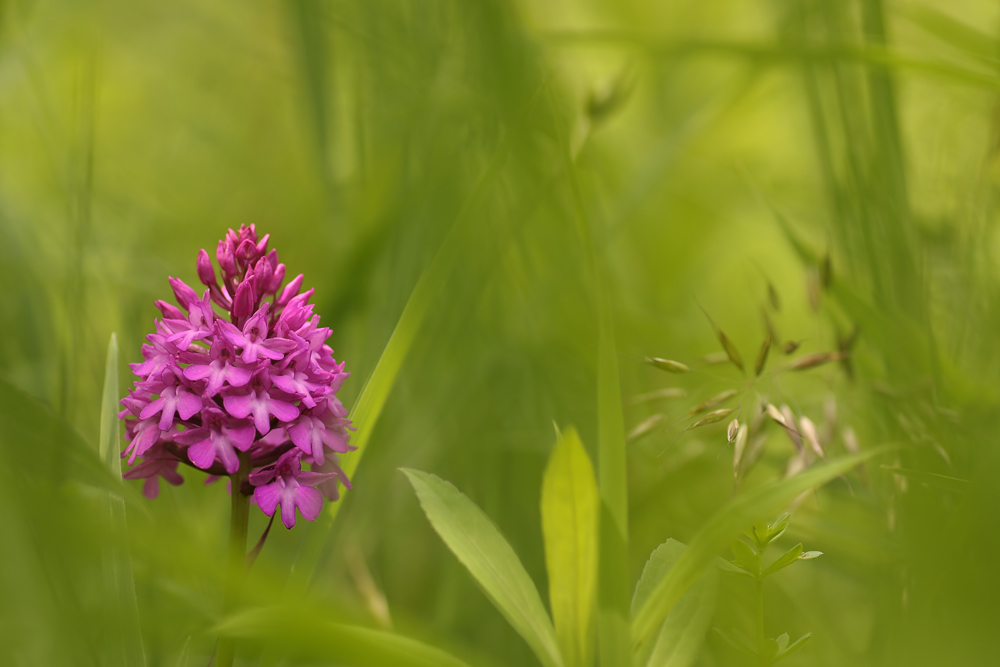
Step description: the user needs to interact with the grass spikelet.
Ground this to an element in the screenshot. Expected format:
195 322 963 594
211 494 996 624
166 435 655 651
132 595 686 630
644 357 690 373
799 416 825 459
628 388 687 404
627 414 665 442
733 423 748 476
718 329 745 374
687 389 739 415
782 340 802 355
781 405 803 452
755 335 772 377
789 351 845 371
765 403 786 426
727 418 740 443
701 352 730 365
686 408 733 431
767 282 781 311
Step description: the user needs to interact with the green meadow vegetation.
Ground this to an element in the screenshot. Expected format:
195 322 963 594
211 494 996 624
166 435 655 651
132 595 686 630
0 0 998 665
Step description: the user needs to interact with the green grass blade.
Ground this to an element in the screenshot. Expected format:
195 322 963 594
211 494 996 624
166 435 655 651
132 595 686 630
596 288 631 667
216 606 473 667
402 469 563 667
99 333 146 666
631 450 882 647
541 427 599 667
631 540 718 667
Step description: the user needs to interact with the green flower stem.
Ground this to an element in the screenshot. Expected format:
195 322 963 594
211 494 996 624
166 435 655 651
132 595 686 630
217 450 252 667
756 578 766 666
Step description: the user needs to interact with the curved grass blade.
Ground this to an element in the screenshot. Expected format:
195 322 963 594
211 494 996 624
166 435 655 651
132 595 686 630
292 139 508 588
403 469 563 667
541 428 599 667
216 606 473 667
631 450 883 647
632 540 718 667
100 334 146 667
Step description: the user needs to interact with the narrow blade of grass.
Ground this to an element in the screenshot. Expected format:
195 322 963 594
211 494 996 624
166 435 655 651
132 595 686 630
99 333 146 666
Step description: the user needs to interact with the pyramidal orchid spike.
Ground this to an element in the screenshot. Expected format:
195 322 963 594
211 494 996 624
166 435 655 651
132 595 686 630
119 225 354 530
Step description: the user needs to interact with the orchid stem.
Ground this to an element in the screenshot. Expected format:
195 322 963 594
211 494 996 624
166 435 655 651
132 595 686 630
217 451 252 667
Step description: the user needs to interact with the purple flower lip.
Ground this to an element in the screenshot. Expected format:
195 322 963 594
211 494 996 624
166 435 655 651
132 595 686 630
120 224 354 528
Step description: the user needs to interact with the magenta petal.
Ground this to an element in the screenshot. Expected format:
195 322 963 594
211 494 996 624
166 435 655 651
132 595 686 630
223 392 254 419
268 398 299 423
139 396 165 421
254 483 281 516
183 364 213 381
225 365 252 387
294 486 324 522
142 477 160 500
187 439 216 470
280 493 297 528
226 424 256 451
177 391 203 420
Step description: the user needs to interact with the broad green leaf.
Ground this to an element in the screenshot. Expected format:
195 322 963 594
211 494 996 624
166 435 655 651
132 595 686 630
541 427 599 667
216 606 473 667
99 334 146 667
403 469 563 667
632 540 718 667
631 450 882 647
762 544 803 578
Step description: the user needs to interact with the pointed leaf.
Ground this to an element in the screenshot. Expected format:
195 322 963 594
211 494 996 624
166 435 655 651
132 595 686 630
775 633 812 662
402 469 563 667
730 540 758 575
762 544 803 578
541 428 599 667
715 557 752 578
631 450 883 647
632 540 718 667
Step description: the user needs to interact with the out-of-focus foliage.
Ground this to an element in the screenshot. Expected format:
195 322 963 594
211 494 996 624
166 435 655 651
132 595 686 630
0 0 999 665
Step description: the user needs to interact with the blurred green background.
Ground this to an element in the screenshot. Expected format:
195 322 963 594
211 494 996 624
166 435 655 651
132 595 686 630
1 0 999 665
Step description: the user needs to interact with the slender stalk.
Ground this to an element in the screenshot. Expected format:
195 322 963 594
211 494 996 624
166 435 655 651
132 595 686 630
217 451 252 667
756 578 766 666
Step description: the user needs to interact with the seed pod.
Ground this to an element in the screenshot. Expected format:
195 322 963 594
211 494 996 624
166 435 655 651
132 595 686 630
627 414 664 442
782 340 802 355
755 335 772 377
645 357 690 373
628 388 687 404
688 389 739 415
687 408 733 431
727 418 740 443
799 416 825 459
733 423 749 476
789 351 844 371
